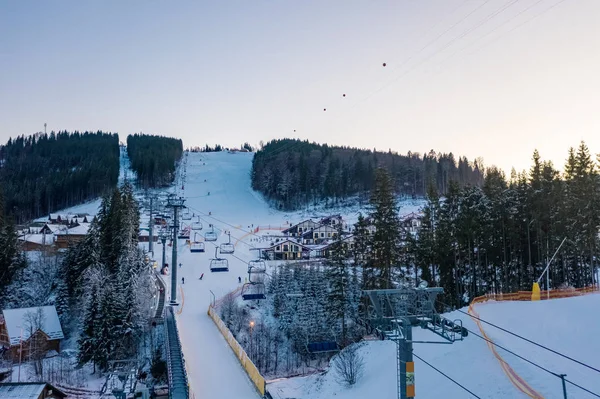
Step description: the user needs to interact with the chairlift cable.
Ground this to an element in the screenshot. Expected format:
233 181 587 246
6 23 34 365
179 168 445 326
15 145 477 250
436 299 600 375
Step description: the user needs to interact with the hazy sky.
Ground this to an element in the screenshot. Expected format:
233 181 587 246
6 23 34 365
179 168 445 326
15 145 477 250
1 0 599 174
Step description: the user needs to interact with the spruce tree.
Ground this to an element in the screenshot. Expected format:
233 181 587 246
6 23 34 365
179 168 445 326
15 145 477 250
368 168 401 289
325 226 350 346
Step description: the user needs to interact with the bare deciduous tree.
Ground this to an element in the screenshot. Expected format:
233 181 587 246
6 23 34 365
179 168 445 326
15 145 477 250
334 344 365 386
24 307 46 377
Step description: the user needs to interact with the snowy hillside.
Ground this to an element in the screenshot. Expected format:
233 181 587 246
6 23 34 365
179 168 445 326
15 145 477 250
270 294 600 399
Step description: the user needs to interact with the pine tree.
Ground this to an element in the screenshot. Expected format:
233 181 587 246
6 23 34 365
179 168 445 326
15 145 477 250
77 275 102 372
368 168 401 289
325 226 351 346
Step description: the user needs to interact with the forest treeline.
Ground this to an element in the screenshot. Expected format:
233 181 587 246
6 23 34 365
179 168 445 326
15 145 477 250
251 139 484 210
127 133 183 188
0 131 119 222
411 143 600 308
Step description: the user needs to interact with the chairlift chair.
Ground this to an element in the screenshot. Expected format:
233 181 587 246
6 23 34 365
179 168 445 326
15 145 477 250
247 259 266 273
219 232 235 254
182 210 192 220
190 242 205 253
191 219 203 230
178 226 190 239
205 227 217 242
241 283 266 301
210 248 229 272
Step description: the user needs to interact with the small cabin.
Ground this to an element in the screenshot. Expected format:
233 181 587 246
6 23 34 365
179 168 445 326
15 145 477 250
0 382 67 399
0 306 64 362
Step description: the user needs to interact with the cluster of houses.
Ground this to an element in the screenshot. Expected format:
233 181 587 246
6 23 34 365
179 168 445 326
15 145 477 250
253 212 422 261
18 212 171 251
18 213 94 252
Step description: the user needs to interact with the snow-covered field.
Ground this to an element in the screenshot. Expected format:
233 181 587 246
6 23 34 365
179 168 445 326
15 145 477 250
269 294 600 399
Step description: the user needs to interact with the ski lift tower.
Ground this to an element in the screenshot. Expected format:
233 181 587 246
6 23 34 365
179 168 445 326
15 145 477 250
362 283 467 399
166 195 186 305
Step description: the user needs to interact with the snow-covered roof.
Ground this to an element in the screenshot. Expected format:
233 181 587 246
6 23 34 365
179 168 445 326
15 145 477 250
2 306 64 345
0 383 45 399
65 223 90 235
18 234 54 246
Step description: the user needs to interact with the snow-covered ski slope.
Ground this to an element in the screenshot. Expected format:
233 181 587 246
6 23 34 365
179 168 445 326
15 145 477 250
169 151 424 398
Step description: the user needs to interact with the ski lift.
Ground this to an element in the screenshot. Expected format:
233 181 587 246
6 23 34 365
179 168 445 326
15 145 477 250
205 226 217 242
191 220 203 230
247 259 266 274
178 226 190 239
219 232 234 254
190 241 205 253
241 283 265 301
191 233 205 253
210 248 229 272
182 210 192 220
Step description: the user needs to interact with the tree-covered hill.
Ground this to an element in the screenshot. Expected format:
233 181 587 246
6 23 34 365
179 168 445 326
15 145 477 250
127 134 183 188
0 131 119 222
251 139 484 210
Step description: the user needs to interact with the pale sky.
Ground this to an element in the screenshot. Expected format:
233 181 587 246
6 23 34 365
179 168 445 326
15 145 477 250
1 0 599 175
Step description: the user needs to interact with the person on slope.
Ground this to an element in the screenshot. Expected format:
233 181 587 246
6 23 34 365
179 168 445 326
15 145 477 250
238 276 242 284
199 273 204 280
182 277 185 284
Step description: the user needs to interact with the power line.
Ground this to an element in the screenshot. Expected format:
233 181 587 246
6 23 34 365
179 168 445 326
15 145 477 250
412 352 482 398
352 0 495 107
456 319 600 398
464 0 569 58
438 300 600 375
353 0 522 106
435 0 569 68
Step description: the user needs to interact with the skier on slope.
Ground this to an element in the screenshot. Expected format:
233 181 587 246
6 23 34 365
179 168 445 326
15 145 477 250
182 277 185 284
238 276 242 284
199 273 204 280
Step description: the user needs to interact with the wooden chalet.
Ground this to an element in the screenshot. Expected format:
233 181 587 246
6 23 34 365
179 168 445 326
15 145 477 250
301 224 339 245
54 223 89 249
0 382 67 399
0 306 64 362
257 238 310 260
282 219 320 238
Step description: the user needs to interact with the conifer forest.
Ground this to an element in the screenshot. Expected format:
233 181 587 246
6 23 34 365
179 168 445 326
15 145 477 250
251 138 485 210
0 131 120 222
127 133 183 188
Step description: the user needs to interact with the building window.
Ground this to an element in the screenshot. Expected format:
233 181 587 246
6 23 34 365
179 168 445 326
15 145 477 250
293 245 298 252
328 232 331 237
283 245 289 252
314 233 318 238
276 246 280 251
321 233 325 238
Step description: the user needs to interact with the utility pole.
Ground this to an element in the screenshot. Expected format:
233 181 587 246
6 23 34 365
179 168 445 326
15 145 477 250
160 227 168 273
166 195 186 305
148 196 155 256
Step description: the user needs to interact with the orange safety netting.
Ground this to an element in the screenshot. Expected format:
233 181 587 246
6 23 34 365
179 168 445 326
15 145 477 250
468 286 599 399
